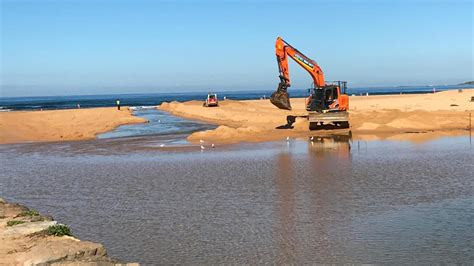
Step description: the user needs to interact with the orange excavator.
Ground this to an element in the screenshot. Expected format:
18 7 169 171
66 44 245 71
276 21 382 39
270 37 350 129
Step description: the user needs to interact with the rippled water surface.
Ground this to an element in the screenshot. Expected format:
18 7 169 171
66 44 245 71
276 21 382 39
1 136 473 264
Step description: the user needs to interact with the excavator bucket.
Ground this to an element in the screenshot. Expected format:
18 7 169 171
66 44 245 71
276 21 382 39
270 84 292 110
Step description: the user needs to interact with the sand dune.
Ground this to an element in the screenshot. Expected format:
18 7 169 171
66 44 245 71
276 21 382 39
0 107 146 144
160 89 474 143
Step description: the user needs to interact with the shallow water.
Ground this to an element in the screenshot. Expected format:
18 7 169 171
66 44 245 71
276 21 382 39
0 136 473 264
97 108 216 141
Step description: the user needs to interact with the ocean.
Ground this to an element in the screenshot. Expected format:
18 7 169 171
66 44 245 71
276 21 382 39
0 85 471 111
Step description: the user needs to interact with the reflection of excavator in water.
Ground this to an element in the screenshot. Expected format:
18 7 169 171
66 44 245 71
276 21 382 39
270 37 350 129
308 135 351 158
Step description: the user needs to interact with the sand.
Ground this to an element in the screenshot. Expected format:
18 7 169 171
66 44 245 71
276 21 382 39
0 107 147 144
0 198 136 265
159 89 474 143
1 90 472 145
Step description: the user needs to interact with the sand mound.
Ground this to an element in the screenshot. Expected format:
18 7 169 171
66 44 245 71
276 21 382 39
162 89 473 143
188 125 264 142
293 117 310 131
0 107 146 144
387 117 432 129
357 122 381 130
160 98 305 130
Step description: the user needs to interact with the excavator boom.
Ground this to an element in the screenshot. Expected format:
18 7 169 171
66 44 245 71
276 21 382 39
271 37 325 110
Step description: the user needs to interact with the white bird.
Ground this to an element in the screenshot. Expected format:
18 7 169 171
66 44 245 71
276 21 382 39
211 143 215 148
310 136 314 141
199 139 204 144
286 136 290 141
160 144 165 147
200 145 205 150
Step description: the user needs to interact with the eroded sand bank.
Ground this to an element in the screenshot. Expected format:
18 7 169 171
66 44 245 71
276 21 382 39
0 198 137 265
160 89 474 143
0 107 147 144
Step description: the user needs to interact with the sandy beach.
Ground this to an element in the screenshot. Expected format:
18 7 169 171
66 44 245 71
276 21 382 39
160 89 474 143
1 90 472 145
0 107 147 144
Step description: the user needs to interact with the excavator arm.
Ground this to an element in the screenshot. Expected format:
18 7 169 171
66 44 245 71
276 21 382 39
271 37 325 110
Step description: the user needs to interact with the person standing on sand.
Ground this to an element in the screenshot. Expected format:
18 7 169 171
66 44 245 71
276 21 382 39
116 99 121 110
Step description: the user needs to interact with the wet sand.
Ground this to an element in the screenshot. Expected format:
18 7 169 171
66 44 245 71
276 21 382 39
160 89 474 143
0 107 147 144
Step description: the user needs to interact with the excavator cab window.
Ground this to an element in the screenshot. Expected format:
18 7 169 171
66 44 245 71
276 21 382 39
307 85 340 112
307 88 324 112
338 81 348 94
323 85 338 109
325 87 335 100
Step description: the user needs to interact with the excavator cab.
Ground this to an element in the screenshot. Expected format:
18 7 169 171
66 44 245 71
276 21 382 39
307 81 348 112
306 81 349 129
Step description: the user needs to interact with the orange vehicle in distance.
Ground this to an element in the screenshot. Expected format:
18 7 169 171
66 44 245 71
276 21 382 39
270 37 349 129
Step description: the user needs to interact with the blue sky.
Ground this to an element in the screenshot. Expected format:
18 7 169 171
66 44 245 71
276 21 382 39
1 0 473 96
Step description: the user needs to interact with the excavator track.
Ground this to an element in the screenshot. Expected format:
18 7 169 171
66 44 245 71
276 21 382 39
308 111 349 129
